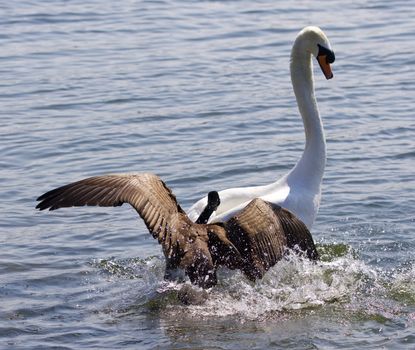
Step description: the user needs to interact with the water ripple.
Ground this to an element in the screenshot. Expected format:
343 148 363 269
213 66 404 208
1 0 414 348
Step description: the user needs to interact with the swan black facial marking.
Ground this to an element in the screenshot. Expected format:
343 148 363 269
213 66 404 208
317 44 335 64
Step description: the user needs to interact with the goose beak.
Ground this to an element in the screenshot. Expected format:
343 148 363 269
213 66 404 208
317 55 333 80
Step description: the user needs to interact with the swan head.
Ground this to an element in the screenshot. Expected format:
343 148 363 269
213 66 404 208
292 26 335 79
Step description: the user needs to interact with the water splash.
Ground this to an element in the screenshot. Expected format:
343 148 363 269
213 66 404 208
182 251 375 320
387 262 415 305
91 244 414 324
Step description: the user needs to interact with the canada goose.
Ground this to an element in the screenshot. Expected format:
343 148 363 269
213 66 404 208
188 26 335 230
36 173 318 288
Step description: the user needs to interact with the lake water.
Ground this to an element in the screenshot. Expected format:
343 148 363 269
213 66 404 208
1 0 414 348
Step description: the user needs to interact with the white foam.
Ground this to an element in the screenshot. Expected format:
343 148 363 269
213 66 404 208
168 252 378 320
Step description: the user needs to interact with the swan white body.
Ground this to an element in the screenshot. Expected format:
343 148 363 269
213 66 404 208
187 27 334 229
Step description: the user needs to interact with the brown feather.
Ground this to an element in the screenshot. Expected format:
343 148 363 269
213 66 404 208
221 198 318 281
272 205 319 260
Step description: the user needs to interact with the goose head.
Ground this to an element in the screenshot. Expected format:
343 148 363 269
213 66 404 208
292 26 336 79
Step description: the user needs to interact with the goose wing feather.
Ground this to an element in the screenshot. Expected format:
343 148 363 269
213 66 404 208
274 205 319 260
36 173 184 241
223 198 317 280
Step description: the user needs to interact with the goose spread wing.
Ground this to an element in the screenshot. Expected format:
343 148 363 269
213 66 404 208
36 173 184 242
223 198 318 280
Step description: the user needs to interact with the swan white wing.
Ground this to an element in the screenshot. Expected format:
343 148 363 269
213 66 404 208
187 180 290 223
188 179 318 229
211 183 290 223
187 183 274 222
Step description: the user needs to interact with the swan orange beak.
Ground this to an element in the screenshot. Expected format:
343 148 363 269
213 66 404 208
317 55 333 80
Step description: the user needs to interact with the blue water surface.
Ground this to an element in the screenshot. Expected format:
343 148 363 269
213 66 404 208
1 0 414 349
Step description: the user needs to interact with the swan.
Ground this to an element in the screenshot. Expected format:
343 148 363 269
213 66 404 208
187 26 335 229
36 173 317 288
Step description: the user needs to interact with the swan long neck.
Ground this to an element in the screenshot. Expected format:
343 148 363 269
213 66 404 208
288 41 326 187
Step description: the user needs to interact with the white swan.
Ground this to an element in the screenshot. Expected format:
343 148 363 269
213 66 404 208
188 26 335 229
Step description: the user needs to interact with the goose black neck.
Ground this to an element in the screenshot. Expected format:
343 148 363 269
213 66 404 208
195 191 220 224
